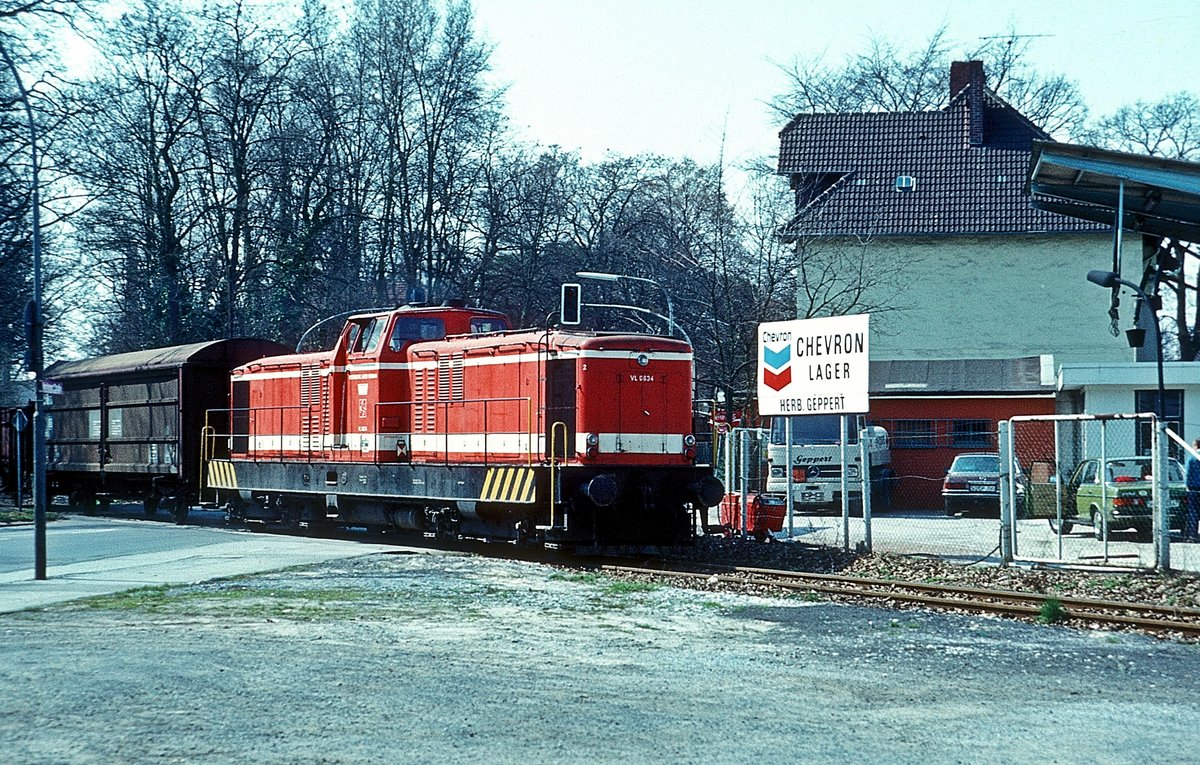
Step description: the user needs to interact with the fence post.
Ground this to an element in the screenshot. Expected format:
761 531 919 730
739 429 749 539
859 427 872 554
786 418 794 539
998 419 1012 565
1155 418 1170 572
840 415 849 552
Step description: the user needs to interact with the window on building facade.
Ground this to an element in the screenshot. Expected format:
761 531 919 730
950 419 993 448
1134 389 1184 457
891 419 936 449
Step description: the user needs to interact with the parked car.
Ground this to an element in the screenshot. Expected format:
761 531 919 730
942 453 1023 517
1050 456 1186 541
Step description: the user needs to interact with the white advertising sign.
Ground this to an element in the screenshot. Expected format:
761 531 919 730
757 314 870 416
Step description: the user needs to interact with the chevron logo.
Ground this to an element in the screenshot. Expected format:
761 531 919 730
763 344 790 370
762 343 792 391
763 366 792 391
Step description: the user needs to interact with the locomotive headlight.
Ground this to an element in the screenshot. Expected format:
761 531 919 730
683 434 696 447
586 433 599 446
636 354 649 367
847 465 860 479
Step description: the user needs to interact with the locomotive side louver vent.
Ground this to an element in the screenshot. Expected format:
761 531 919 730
415 369 435 432
438 353 465 401
300 364 323 452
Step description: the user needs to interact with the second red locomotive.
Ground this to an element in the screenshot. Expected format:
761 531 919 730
205 300 723 547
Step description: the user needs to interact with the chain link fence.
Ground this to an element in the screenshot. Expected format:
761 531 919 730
709 416 1197 573
1005 414 1180 570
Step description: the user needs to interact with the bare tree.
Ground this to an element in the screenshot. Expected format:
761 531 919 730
61 0 211 351
1085 92 1200 161
190 0 306 339
1080 92 1200 361
771 26 1088 139
1 0 88 398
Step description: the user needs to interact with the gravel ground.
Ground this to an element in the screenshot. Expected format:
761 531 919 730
4 548 1200 764
666 536 1200 611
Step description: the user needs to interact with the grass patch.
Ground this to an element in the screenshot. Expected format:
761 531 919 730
602 580 659 596
1038 597 1066 624
887 619 921 630
0 508 66 523
68 583 389 621
551 572 601 585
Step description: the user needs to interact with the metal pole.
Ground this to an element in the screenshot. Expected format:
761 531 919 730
998 420 1012 564
1 42 46 580
859 427 872 554
1054 419 1063 560
1155 418 1170 571
15 416 23 511
785 417 794 538
840 415 849 551
1099 419 1109 563
739 429 749 539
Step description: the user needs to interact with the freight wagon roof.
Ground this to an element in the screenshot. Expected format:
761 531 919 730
46 339 289 380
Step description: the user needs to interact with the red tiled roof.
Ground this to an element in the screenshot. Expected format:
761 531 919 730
777 88 1107 238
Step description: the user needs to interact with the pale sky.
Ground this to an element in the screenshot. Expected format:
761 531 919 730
472 0 1199 185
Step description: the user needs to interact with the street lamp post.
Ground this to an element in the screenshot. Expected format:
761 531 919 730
1086 269 1171 570
1086 269 1165 419
1 41 46 581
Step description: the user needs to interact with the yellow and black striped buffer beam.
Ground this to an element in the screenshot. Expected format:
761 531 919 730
208 460 238 489
480 467 536 503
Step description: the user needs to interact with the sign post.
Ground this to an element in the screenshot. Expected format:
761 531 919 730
12 409 27 511
757 314 871 547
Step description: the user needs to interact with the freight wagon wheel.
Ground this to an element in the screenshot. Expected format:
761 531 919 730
68 490 96 516
172 497 189 525
142 493 159 517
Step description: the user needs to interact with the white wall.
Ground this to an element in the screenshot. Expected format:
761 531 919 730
823 233 1132 364
1060 362 1200 444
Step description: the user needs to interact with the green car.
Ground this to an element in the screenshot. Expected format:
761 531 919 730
1051 456 1186 541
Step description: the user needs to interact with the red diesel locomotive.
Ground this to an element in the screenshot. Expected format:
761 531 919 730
205 300 723 547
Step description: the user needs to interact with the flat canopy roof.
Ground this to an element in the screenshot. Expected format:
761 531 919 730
1027 140 1200 242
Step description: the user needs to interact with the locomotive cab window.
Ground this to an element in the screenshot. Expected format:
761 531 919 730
389 318 446 350
350 318 385 354
470 317 507 334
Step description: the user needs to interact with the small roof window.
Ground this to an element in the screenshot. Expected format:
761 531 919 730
895 175 916 192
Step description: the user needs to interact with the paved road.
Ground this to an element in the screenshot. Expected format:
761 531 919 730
0 515 395 613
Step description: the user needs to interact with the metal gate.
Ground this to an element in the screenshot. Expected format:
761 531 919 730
715 425 876 551
1001 413 1177 571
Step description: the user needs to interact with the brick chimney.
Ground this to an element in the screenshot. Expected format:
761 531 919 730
950 60 986 146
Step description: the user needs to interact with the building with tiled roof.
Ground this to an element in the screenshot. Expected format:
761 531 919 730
777 60 1129 366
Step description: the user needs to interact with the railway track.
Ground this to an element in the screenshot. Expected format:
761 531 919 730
602 562 1200 637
